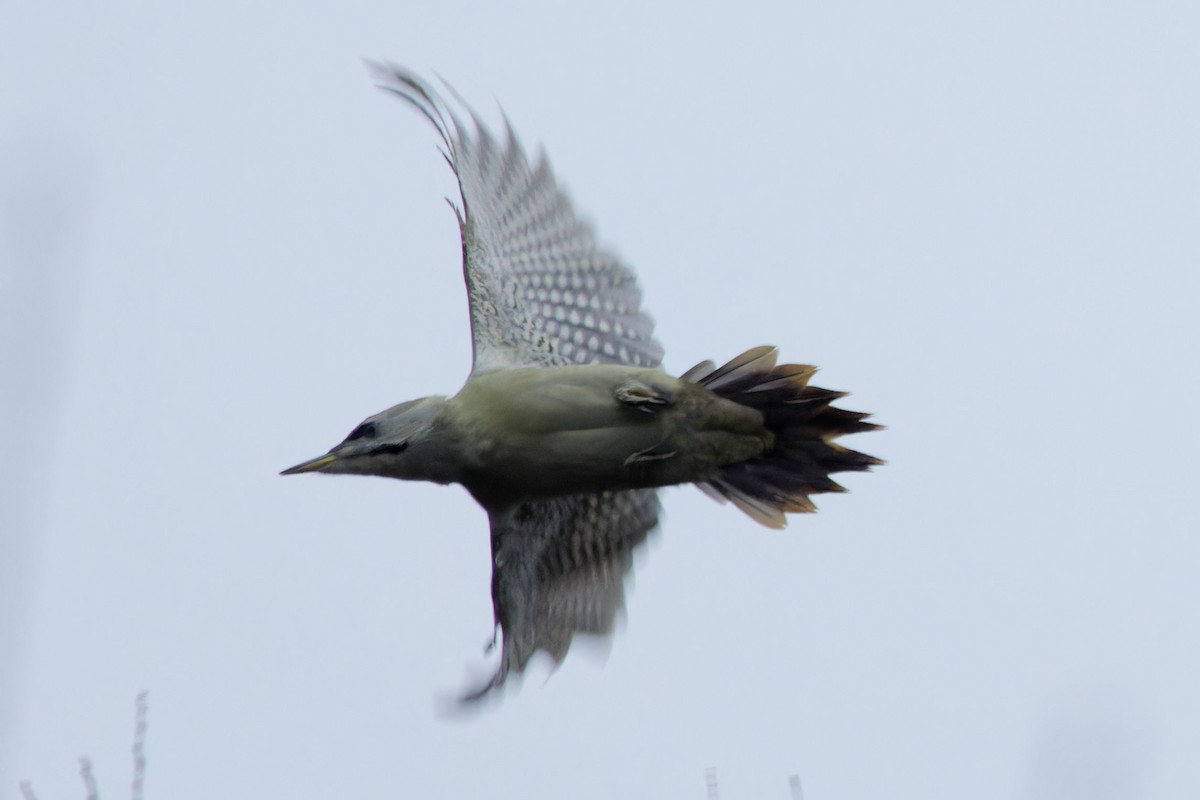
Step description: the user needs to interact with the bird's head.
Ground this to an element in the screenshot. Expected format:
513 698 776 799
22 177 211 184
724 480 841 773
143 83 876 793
281 395 452 482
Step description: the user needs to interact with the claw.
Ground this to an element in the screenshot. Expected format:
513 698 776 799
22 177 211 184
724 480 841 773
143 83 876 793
482 623 499 654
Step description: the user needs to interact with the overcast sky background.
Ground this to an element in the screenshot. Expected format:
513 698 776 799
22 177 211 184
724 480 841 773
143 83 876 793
3 1 1199 798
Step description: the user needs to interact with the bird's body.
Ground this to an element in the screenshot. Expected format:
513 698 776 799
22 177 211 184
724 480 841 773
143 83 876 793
451 364 770 507
283 64 882 702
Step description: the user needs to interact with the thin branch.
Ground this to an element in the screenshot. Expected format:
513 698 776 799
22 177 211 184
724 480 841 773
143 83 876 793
705 767 719 800
78 757 98 800
131 691 148 800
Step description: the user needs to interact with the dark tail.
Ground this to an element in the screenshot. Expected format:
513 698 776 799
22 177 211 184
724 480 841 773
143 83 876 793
682 346 882 529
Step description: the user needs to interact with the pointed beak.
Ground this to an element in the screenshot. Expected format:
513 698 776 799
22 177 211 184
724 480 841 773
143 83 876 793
280 452 338 475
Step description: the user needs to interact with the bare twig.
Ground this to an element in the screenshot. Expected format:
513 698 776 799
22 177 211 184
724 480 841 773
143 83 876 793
18 693 149 800
705 767 719 800
131 692 148 800
78 758 98 800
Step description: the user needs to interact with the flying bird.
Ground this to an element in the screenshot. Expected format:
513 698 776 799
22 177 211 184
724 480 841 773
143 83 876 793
282 64 882 702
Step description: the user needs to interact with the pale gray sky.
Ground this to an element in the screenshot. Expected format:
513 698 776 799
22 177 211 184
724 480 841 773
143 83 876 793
3 1 1198 798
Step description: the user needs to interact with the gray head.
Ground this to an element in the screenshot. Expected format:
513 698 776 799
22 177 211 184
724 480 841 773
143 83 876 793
281 395 453 482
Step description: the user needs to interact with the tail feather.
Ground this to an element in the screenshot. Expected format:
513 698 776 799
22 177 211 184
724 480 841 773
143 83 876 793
698 345 777 391
684 346 882 529
678 359 716 383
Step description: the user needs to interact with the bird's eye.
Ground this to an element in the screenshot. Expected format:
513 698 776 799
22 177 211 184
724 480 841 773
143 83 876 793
346 422 377 441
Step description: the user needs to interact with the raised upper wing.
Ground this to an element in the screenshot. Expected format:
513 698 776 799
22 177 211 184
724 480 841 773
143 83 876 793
371 63 664 373
460 489 660 703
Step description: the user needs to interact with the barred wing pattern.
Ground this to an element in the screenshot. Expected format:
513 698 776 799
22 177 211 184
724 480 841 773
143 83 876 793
463 490 660 702
373 64 664 701
372 64 664 373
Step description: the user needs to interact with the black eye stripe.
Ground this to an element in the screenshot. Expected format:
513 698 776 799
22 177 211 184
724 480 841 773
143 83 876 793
369 442 409 456
346 422 377 441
